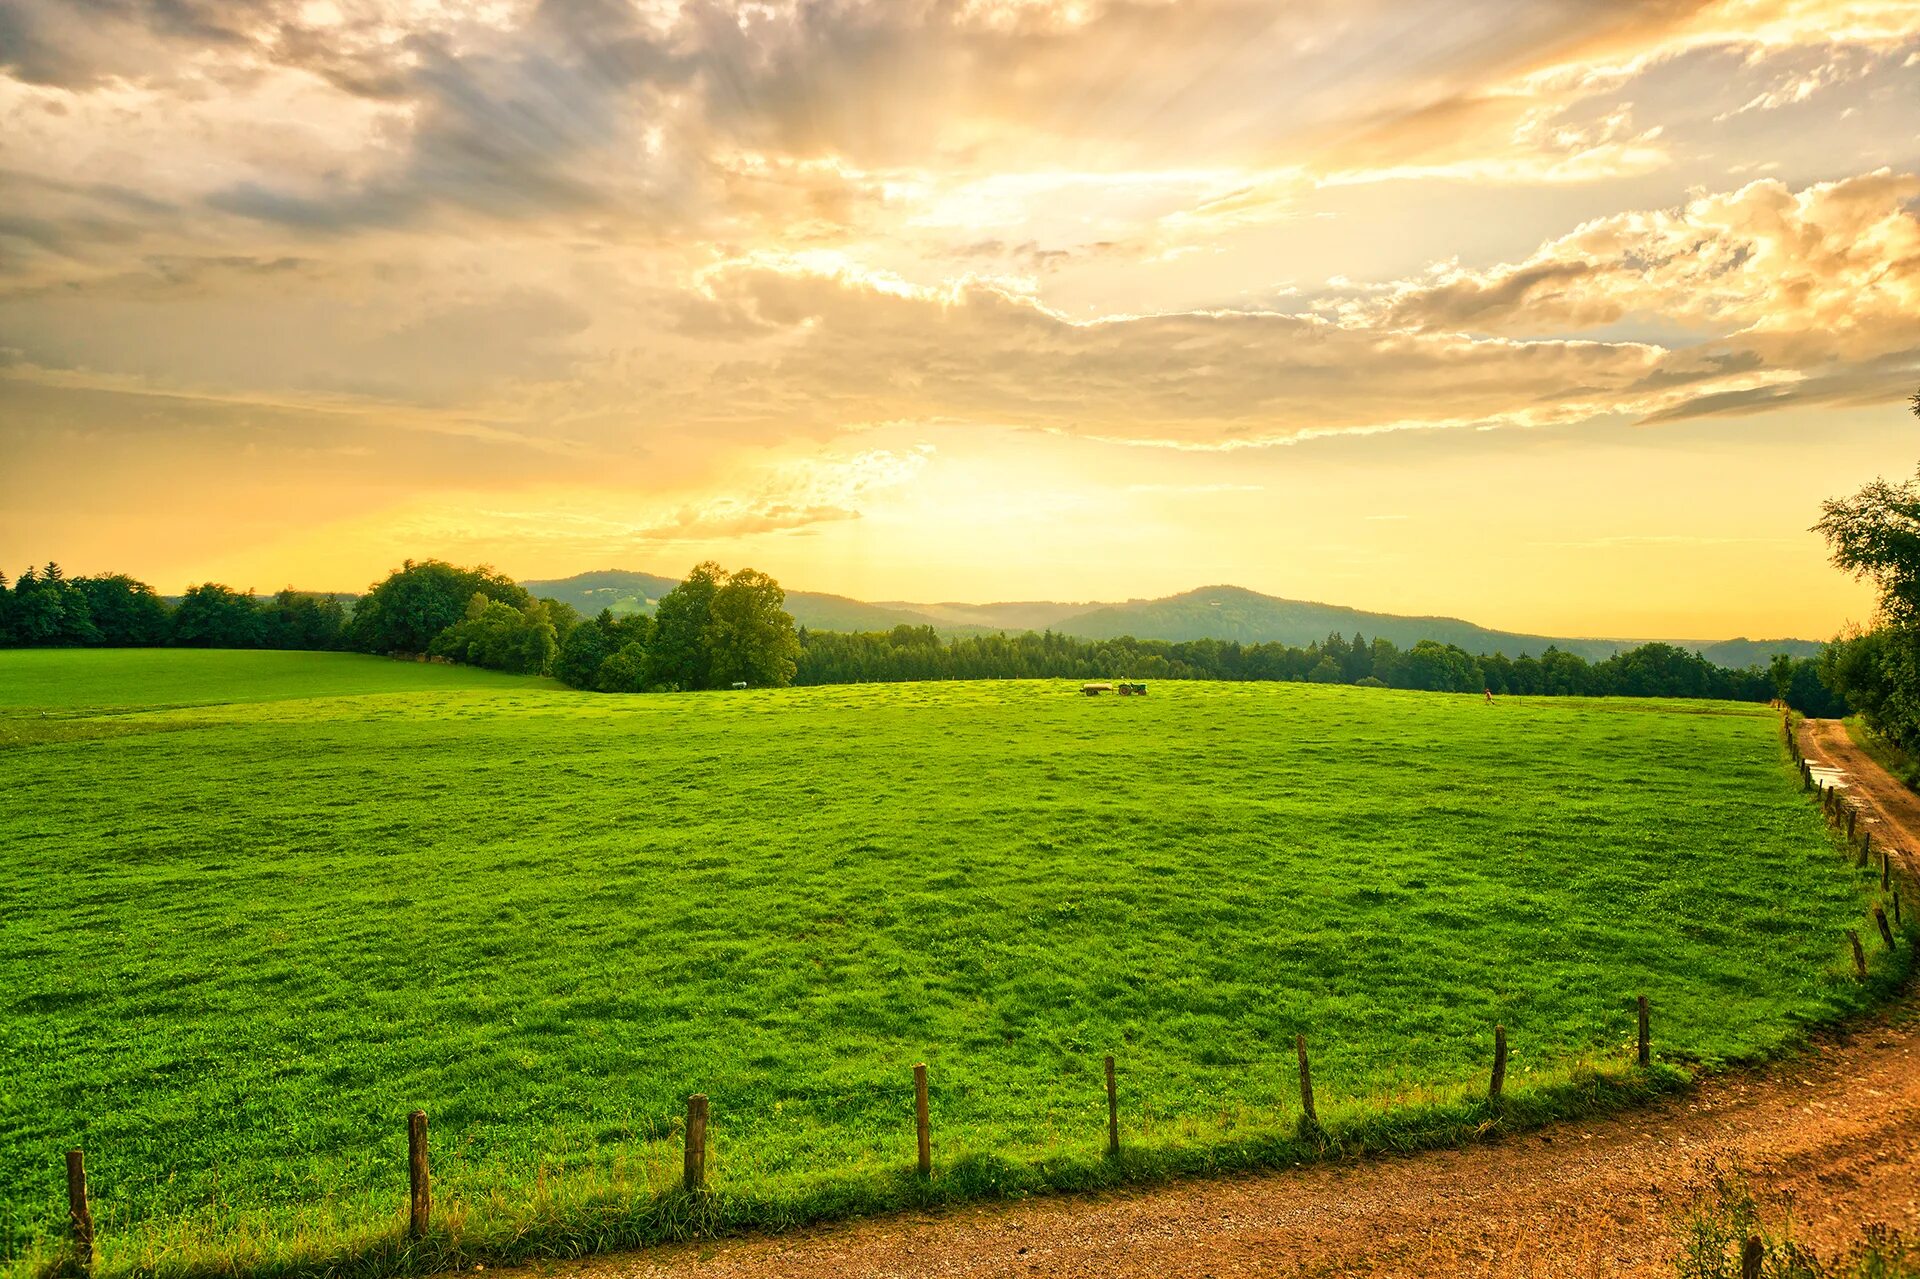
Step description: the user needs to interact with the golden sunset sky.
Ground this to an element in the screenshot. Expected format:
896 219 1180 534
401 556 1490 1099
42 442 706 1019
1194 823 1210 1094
3 0 1919 637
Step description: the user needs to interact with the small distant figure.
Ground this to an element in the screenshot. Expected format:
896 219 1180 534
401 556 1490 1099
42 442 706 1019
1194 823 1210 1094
1484 687 1494 704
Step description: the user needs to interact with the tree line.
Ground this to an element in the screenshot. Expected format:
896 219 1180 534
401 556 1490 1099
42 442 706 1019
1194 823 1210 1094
793 624 1844 711
0 558 803 693
0 566 352 650
0 557 1845 712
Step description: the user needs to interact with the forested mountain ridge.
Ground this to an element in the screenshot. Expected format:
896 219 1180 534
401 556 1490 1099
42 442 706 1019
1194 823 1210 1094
524 572 1820 667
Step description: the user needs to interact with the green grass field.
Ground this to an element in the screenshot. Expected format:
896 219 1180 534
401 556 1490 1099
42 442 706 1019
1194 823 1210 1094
1 651 1904 1278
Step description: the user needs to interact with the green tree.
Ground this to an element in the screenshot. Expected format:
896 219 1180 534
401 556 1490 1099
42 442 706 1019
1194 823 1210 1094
1809 389 1920 744
260 591 348 650
706 567 801 688
1768 652 1796 703
172 583 264 647
429 593 557 674
645 561 725 690
540 598 583 645
7 566 70 645
76 575 171 645
1815 398 1920 622
555 610 618 689
595 642 650 692
348 560 529 654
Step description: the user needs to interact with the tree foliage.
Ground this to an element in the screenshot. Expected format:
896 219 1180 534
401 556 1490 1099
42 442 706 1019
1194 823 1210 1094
172 583 265 648
1812 389 1920 745
706 568 801 688
549 564 801 693
429 593 558 674
643 561 724 691
348 560 528 655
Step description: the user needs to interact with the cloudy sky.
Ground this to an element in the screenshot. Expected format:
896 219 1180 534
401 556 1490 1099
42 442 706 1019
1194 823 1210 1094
3 0 1918 637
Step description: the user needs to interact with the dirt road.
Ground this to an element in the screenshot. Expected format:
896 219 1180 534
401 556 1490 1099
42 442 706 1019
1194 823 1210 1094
528 720 1918 1279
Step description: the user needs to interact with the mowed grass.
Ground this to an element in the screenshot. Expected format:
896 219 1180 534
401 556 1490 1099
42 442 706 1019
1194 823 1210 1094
0 649 553 712
0 651 1903 1277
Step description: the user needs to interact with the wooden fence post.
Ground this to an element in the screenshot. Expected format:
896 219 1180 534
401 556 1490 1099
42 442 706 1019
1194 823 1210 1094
1884 850 1893 892
1489 1024 1508 1104
1847 808 1857 842
1741 1235 1764 1279
65 1149 93 1273
1848 929 1868 980
683 1094 708 1192
1295 1034 1319 1130
1896 889 1903 927
1104 1055 1119 1158
1859 832 1871 869
913 1064 931 1177
407 1111 429 1239
1636 995 1650 1069
1876 905 1897 950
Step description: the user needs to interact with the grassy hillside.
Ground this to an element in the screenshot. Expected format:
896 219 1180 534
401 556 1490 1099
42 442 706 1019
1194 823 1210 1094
0 648 549 712
1 651 1895 1277
522 569 679 616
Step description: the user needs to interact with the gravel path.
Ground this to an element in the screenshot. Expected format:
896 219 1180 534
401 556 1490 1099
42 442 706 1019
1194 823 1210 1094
513 719 1919 1279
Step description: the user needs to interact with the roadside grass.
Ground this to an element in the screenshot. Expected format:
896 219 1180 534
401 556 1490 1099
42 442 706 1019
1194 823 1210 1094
1676 1159 1920 1278
2 652 1908 1279
1842 716 1920 791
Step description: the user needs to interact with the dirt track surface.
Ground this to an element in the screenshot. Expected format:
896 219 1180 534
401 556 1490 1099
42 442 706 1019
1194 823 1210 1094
525 720 1919 1279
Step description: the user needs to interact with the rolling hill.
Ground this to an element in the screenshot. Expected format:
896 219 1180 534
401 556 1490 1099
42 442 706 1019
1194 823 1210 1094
522 571 1822 667
525 570 958 635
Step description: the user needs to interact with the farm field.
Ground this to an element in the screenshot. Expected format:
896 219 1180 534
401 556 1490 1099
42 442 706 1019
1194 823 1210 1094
0 651 1900 1277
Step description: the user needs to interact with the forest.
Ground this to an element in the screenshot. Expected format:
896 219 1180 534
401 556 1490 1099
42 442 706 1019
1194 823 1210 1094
0 556 1845 711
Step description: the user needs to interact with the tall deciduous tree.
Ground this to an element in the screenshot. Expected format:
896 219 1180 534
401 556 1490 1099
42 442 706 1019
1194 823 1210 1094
429 593 558 674
172 583 264 648
1810 389 1920 744
348 560 528 654
78 574 172 645
706 568 801 688
260 590 348 650
645 561 725 690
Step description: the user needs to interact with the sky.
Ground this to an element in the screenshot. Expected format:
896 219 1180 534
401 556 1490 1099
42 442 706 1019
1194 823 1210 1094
2 0 1919 639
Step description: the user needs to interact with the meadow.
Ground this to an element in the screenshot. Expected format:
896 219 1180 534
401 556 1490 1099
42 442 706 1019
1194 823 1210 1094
1 651 1903 1278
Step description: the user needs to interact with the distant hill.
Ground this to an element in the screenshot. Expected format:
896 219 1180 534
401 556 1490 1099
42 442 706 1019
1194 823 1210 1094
1047 585 1632 660
871 599 1094 632
1689 637 1826 668
522 571 1822 667
524 569 680 616
525 570 954 634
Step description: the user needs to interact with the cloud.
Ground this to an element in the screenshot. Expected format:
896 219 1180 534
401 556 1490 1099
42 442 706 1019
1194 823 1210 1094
1366 170 1920 360
386 445 937 553
670 258 1684 447
1305 169 1920 426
